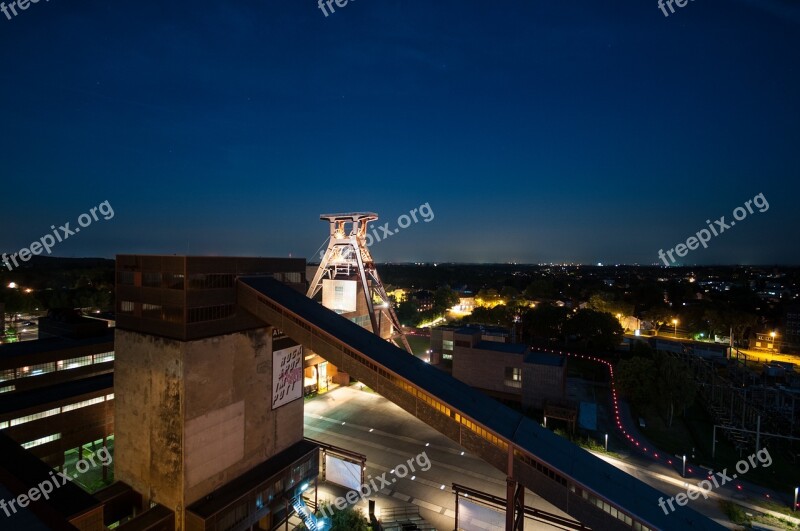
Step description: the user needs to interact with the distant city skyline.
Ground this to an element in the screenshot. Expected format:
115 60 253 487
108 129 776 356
1 1 798 264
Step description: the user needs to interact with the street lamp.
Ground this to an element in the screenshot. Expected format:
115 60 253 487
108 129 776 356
682 454 687 477
604 433 608 452
672 319 679 338
794 486 798 512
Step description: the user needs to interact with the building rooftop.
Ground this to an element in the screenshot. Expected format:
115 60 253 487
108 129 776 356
474 341 528 355
524 352 566 367
453 324 509 335
187 438 318 518
0 330 114 363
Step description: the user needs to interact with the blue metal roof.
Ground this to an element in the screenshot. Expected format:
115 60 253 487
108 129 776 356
474 341 528 355
239 277 724 530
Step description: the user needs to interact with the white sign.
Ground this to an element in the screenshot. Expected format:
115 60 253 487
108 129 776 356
322 279 358 313
272 345 303 409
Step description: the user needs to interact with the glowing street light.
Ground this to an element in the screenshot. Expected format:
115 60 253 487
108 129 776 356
682 454 687 477
672 319 679 338
604 433 608 452
794 486 798 512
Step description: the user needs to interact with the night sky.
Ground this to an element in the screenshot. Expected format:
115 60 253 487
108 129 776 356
1 0 798 264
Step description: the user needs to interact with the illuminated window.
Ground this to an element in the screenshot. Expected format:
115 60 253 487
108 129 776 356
62 396 106 413
10 408 61 427
94 351 115 364
18 362 56 378
22 433 61 449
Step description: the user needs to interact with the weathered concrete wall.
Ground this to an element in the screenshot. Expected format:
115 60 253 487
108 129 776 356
183 328 303 505
114 329 184 521
452 347 522 397
115 327 304 530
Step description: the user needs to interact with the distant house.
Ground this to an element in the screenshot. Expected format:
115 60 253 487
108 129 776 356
751 332 779 352
411 290 433 311
455 293 475 313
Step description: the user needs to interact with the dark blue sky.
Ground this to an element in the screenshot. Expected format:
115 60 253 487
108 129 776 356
1 0 798 264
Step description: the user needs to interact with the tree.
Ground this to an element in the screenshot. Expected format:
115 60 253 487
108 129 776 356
396 299 421 327
563 309 624 351
432 285 459 316
308 505 371 531
616 356 656 407
467 305 508 326
643 307 674 335
520 304 569 342
524 278 556 300
500 286 520 301
653 352 697 428
475 288 500 305
588 292 633 317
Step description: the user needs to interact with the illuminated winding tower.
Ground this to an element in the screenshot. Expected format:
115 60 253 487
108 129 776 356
307 212 412 353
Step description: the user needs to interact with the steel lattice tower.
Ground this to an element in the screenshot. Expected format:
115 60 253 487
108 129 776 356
307 212 412 353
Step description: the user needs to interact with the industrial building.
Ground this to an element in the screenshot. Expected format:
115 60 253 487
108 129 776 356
430 325 567 409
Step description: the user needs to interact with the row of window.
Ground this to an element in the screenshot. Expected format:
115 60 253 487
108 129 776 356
574 484 652 530
515 449 568 487
143 272 185 289
275 272 303 284
0 352 115 383
0 393 114 429
187 304 236 323
460 416 509 451
22 433 61 450
121 271 302 289
119 302 184 323
189 273 235 290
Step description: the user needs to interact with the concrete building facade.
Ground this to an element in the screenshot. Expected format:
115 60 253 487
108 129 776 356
431 326 566 409
114 256 311 530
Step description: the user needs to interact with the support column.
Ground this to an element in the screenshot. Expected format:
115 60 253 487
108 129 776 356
505 478 516 530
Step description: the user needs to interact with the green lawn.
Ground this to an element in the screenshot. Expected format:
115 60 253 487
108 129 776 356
406 334 430 356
